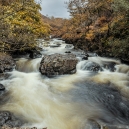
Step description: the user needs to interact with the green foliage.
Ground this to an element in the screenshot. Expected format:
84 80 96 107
107 38 129 59
113 0 129 12
107 0 129 60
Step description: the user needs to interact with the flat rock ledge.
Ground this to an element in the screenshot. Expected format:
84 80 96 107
0 53 15 73
39 53 78 77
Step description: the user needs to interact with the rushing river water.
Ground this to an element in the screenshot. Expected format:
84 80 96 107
0 39 129 129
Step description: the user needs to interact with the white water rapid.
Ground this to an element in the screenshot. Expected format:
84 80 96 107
0 39 129 129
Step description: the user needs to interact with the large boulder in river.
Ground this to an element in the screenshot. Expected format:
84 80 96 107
0 53 15 73
39 53 78 77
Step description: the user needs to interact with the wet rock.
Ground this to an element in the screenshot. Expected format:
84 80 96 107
0 92 10 106
0 111 23 128
65 51 71 53
39 53 78 77
82 53 89 60
29 51 42 59
0 84 5 96
0 53 15 73
0 84 5 91
81 52 98 60
0 73 10 81
86 119 101 129
103 62 116 72
81 61 102 72
65 44 74 49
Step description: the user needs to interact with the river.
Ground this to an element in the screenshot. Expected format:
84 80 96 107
0 39 129 129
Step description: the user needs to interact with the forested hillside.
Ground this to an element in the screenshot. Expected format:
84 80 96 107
42 15 66 38
51 0 129 62
0 0 50 53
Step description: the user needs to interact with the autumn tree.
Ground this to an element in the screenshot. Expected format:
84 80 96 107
51 0 128 61
0 0 50 53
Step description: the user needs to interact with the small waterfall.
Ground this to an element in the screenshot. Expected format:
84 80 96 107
16 58 42 73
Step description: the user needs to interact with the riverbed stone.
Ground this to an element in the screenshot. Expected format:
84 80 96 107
86 119 101 129
103 62 116 72
0 53 15 73
29 50 42 59
80 52 98 60
0 73 10 82
0 111 23 128
65 51 71 53
81 61 102 72
0 84 5 96
0 84 5 91
39 53 78 77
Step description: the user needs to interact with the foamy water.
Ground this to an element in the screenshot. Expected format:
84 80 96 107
0 39 129 129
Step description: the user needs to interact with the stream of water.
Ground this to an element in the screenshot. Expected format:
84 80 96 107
0 39 129 129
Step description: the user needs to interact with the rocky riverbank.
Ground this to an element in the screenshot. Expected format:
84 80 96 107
0 53 24 128
64 38 129 65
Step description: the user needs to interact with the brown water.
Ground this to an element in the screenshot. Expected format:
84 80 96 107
0 39 129 129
